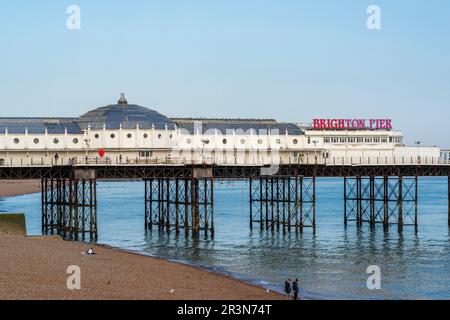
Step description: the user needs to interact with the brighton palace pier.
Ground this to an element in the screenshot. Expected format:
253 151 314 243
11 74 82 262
0 94 449 240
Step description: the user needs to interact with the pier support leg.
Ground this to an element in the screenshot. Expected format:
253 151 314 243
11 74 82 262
369 176 375 225
192 178 199 233
249 177 253 229
415 175 418 228
383 176 389 227
41 178 97 241
144 177 214 234
344 177 358 224
249 174 316 230
356 176 362 225
344 175 417 229
398 176 403 230
344 177 347 226
301 176 316 228
448 175 450 227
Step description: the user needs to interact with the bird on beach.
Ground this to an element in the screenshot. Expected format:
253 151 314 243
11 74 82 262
86 247 95 255
169 289 174 294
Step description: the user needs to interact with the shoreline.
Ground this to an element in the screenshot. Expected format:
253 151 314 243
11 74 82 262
0 180 41 198
0 236 283 300
0 184 284 300
94 241 286 297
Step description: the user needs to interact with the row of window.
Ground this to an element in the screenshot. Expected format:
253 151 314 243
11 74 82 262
11 136 404 146
186 138 300 145
12 137 79 145
322 136 402 144
11 132 178 145
93 133 171 140
11 133 174 144
11 136 303 146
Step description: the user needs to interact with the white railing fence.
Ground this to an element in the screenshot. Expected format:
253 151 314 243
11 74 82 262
1 155 450 167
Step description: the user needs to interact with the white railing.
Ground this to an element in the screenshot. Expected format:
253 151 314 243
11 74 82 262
1 155 450 167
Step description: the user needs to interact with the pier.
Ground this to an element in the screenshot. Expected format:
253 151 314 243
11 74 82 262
1 96 449 240
1 158 450 240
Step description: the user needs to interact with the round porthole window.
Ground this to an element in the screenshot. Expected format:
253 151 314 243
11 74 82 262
94 134 99 139
276 139 281 144
186 138 192 144
13 138 20 144
258 139 263 144
223 139 227 144
143 133 148 138
33 138 40 144
158 134 162 139
110 134 115 139
73 138 79 144
293 139 298 144
53 138 59 144
127 133 132 138
240 139 246 144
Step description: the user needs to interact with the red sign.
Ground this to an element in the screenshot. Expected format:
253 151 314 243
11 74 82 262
98 149 106 158
313 119 392 130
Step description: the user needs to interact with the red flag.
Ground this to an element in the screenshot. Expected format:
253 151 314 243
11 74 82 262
98 149 106 158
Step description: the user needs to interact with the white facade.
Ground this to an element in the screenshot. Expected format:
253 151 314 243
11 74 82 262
0 125 442 167
0 99 442 167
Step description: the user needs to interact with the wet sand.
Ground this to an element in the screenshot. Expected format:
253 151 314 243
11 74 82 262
0 180 40 197
0 236 283 300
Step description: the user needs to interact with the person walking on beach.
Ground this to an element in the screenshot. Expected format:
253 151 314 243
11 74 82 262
292 278 299 300
284 279 292 300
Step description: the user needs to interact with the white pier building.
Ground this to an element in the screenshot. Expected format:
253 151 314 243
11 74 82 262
0 95 442 167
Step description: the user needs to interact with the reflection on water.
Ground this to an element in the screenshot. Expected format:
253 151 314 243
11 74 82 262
1 177 449 299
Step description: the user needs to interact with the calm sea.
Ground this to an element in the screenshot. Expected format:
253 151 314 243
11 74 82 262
1 177 449 300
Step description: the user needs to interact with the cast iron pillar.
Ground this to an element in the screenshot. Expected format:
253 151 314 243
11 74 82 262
249 174 316 230
42 178 97 241
344 175 417 229
144 177 214 234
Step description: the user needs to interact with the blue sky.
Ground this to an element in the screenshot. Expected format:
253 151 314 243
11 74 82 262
0 0 449 146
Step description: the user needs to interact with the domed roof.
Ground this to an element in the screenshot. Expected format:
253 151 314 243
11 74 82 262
77 95 175 130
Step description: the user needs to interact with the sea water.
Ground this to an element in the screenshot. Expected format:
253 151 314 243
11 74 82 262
1 177 449 299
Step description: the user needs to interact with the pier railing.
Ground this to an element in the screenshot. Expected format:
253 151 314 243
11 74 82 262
1 155 450 168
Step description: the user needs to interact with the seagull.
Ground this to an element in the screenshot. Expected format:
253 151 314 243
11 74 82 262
85 247 95 255
169 289 174 294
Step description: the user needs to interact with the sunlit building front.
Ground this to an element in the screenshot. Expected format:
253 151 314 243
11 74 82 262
0 95 441 167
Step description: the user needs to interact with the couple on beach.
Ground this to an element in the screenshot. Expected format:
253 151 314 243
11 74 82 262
284 278 300 300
